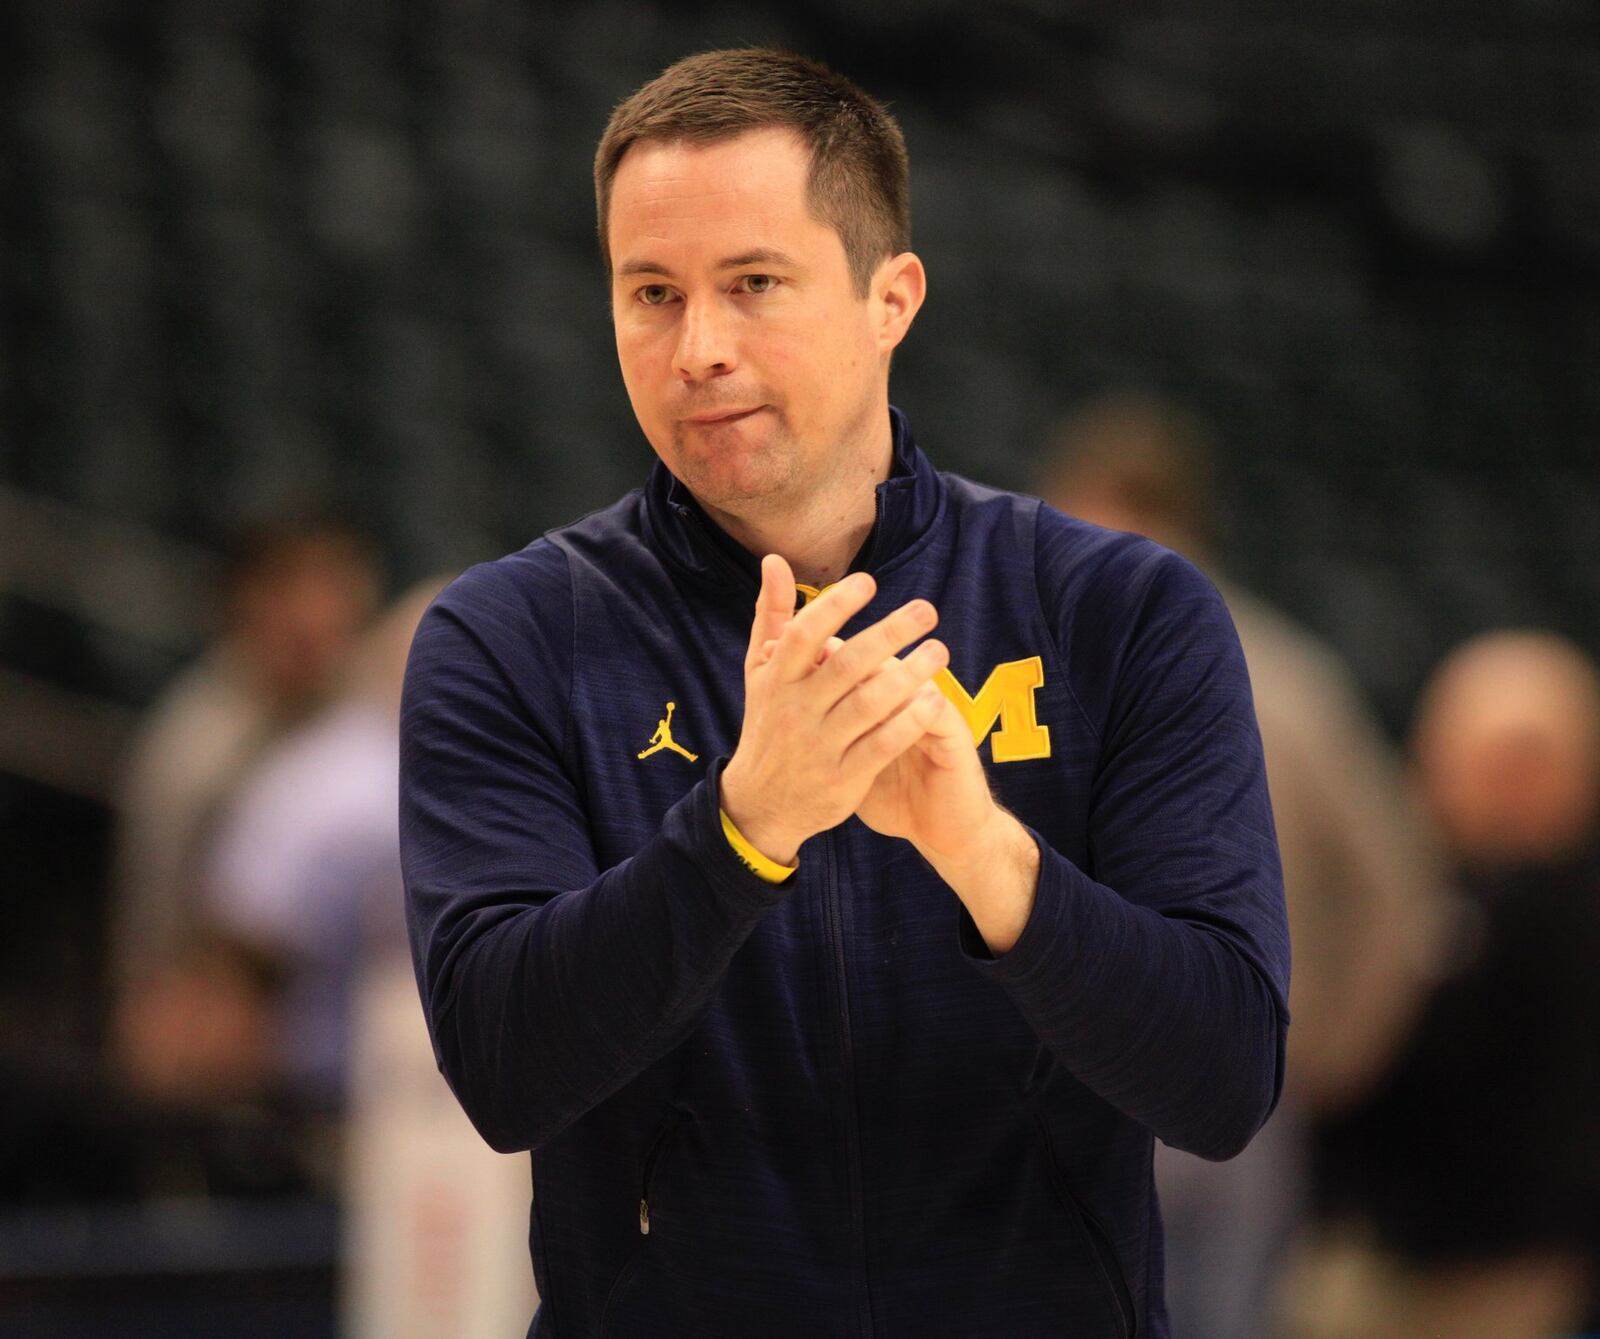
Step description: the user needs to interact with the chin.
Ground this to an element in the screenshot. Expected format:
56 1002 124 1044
669 430 798 508
685 460 793 511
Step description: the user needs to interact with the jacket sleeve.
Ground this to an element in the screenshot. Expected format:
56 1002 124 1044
958 529 1291 1161
399 551 787 1154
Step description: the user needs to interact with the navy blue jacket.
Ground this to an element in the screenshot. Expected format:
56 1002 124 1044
400 410 1290 1338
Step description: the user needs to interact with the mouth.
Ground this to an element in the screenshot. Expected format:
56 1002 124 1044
681 406 764 427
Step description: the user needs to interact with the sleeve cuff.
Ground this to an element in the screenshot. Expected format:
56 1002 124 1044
719 807 799 884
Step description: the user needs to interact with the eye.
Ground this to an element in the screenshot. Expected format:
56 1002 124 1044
637 284 674 306
737 274 777 295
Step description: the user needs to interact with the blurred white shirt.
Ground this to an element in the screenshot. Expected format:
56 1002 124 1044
206 696 406 1108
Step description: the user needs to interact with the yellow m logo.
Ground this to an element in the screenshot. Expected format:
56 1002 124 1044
935 656 1051 763
792 586 1050 763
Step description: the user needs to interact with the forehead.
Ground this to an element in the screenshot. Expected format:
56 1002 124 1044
608 127 834 269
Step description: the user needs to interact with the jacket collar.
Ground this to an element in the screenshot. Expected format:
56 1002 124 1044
643 406 943 593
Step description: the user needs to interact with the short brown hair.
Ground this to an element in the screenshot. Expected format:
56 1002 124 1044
595 48 910 297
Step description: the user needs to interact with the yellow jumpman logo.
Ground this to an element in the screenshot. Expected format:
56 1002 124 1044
637 700 699 762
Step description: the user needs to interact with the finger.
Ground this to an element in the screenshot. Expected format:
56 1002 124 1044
824 639 949 744
746 554 797 671
816 635 844 666
813 597 940 704
840 680 948 777
768 571 879 681
756 633 840 668
913 692 976 767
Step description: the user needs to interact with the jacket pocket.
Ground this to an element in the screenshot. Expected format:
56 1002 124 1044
1033 1113 1136 1338
601 1112 687 1339
637 1109 684 1236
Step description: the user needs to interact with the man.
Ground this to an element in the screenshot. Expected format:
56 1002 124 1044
402 49 1289 1339
112 515 381 1109
1410 630 1600 874
1287 632 1600 1339
112 515 381 995
1040 393 1446 1339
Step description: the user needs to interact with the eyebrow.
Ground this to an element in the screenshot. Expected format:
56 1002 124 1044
615 247 801 279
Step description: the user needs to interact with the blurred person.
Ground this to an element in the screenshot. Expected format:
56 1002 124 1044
1294 632 1600 1339
7 510 383 1199
110 516 381 989
1040 391 1450 1339
1411 630 1600 873
402 50 1288 1339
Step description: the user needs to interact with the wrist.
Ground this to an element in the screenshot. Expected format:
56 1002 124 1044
720 809 798 882
920 808 1040 956
916 803 1024 878
718 762 803 867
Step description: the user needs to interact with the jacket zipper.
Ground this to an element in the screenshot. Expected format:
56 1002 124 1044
638 1112 682 1235
857 488 888 572
1033 1113 1136 1338
823 831 875 1338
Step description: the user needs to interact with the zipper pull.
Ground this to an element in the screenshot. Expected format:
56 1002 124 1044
638 1198 650 1235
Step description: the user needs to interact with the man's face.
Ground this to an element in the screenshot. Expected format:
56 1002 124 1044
608 127 887 515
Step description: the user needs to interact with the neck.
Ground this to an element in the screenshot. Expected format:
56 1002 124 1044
700 418 894 587
704 492 875 588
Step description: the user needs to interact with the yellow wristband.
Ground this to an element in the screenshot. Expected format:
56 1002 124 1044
719 809 798 884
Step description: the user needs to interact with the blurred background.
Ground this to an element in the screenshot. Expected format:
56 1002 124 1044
1 0 1597 1336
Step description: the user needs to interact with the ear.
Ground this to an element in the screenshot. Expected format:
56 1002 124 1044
872 251 927 355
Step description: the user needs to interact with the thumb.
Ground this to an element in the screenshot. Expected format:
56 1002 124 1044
915 693 976 769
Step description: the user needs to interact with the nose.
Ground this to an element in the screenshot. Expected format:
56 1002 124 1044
673 296 737 382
